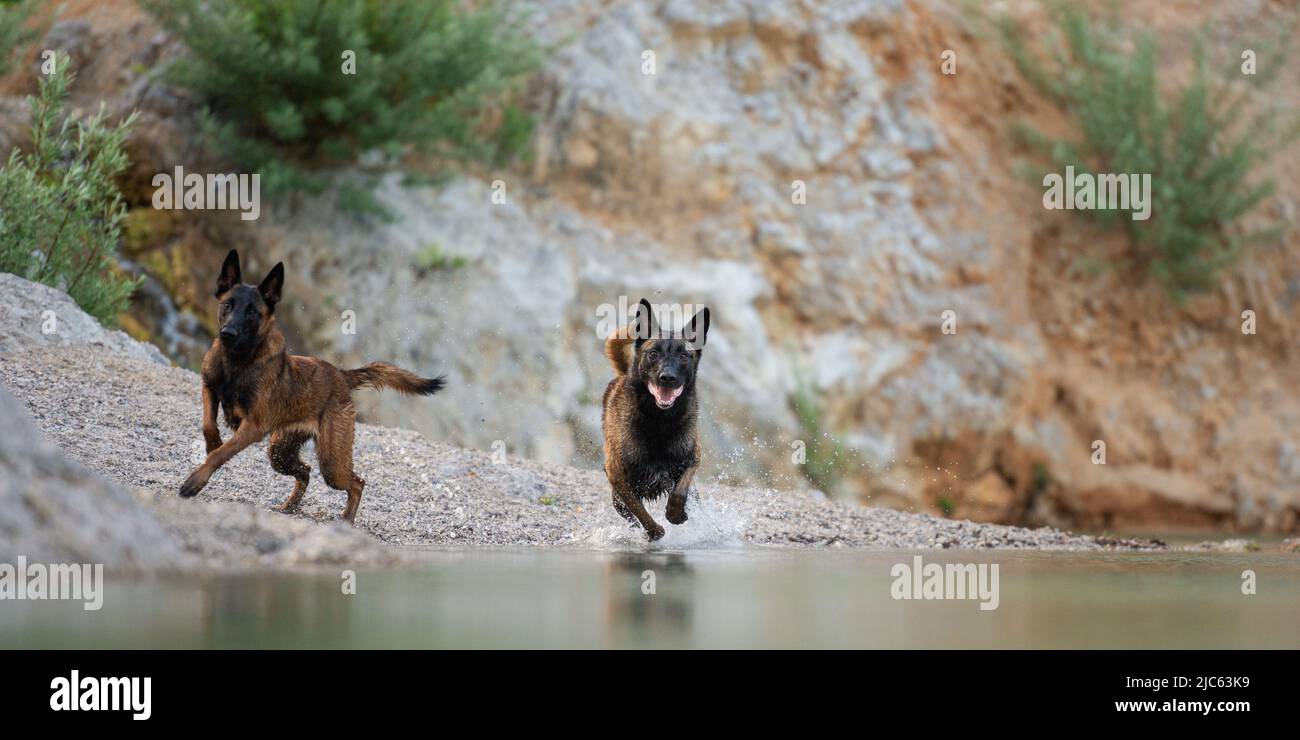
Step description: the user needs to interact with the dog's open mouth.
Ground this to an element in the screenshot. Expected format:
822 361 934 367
647 382 683 409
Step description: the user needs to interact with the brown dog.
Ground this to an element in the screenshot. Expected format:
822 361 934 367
178 249 444 523
601 298 710 541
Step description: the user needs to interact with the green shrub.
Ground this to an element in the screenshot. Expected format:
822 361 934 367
142 0 541 213
0 0 41 77
994 2 1300 299
0 55 141 324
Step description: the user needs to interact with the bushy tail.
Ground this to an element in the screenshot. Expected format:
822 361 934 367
344 362 445 396
604 324 636 376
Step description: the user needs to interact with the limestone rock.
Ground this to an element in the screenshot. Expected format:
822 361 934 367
0 273 169 366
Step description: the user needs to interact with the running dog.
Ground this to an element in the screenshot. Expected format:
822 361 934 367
178 249 444 523
601 298 710 541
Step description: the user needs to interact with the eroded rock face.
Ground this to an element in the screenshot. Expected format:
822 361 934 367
0 273 169 366
260 0 1021 495
243 0 1300 532
15 0 1299 532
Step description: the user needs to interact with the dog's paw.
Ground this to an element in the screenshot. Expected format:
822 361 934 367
177 473 206 499
665 504 688 525
272 500 300 514
645 522 666 541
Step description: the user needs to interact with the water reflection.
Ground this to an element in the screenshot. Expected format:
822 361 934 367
604 552 694 644
198 574 355 648
2 549 1298 648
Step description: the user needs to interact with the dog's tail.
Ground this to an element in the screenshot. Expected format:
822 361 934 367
604 324 638 376
344 362 445 396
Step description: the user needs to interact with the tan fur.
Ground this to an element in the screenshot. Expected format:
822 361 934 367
190 319 374 521
344 362 440 394
181 255 443 523
604 324 636 376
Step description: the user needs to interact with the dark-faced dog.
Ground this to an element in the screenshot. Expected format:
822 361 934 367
178 249 444 523
601 298 710 541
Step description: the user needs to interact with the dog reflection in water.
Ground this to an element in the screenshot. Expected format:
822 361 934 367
602 552 694 643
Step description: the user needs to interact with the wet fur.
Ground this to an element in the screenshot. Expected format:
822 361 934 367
179 249 445 524
601 298 710 541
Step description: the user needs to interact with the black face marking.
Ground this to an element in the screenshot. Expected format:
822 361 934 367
217 285 267 358
634 337 701 412
625 299 711 412
636 338 697 387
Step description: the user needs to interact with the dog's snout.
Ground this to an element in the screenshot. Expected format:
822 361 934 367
219 326 238 340
658 372 677 386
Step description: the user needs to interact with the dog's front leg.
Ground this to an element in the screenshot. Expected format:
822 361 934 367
665 463 696 525
615 487 665 541
179 420 264 498
201 384 222 453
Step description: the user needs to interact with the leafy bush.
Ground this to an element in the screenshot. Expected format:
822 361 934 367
995 2 1300 298
142 0 541 212
0 55 140 324
791 377 848 495
0 0 40 76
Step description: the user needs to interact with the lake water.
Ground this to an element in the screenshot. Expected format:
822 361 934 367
3 548 1297 649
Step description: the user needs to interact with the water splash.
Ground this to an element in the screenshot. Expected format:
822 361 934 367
581 489 745 550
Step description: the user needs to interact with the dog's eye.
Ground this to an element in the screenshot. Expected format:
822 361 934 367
645 350 659 359
245 306 257 317
221 301 232 313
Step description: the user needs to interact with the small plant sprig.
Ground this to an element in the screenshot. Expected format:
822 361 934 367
791 374 850 495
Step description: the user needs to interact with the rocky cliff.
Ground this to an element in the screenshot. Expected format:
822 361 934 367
6 0 1299 533
260 0 1300 533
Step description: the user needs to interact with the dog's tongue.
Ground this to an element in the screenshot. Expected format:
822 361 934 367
648 382 683 407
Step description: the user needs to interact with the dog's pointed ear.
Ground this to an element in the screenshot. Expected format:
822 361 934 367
259 262 285 309
685 306 710 351
633 298 657 349
216 249 241 297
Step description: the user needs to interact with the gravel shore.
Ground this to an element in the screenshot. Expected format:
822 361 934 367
0 343 1162 553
